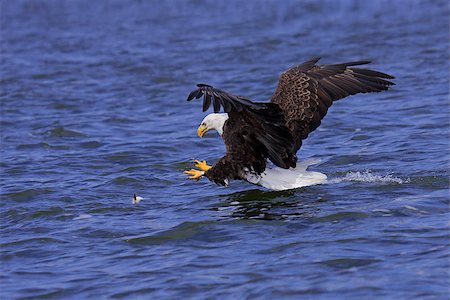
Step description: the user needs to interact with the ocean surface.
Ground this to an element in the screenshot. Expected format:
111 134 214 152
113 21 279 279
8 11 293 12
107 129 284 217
1 0 449 299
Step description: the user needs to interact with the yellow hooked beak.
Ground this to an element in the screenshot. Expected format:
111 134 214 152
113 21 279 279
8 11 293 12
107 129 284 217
197 124 208 138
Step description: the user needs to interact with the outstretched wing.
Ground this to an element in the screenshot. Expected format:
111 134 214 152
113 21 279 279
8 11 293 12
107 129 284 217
187 84 266 113
271 57 395 150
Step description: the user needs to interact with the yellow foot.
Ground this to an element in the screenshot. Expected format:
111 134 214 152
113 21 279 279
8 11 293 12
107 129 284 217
194 160 212 171
184 169 204 180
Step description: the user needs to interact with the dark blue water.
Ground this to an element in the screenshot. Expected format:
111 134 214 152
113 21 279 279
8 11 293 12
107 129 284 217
1 0 449 299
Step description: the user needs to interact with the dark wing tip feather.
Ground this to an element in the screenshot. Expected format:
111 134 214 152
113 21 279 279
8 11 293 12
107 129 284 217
295 57 321 72
308 57 321 64
187 84 263 113
197 83 212 88
340 60 371 67
350 67 395 80
186 89 199 101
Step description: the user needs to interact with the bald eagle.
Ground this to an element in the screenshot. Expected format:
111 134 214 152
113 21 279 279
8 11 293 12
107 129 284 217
184 58 395 190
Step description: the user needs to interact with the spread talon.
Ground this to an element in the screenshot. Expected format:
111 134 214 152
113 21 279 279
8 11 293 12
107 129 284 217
194 160 212 171
184 169 204 180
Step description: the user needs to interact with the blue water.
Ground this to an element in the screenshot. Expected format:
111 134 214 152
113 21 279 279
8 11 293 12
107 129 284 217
1 0 449 299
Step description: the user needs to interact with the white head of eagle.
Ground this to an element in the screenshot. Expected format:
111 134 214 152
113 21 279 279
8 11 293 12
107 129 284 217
197 113 229 137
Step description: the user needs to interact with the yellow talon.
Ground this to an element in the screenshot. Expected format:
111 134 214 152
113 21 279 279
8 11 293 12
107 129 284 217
194 160 212 171
184 169 204 180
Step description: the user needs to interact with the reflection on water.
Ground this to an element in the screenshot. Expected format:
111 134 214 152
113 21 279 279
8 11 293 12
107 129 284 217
214 188 326 220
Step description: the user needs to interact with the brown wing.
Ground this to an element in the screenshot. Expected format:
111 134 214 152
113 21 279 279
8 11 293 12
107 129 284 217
187 84 266 113
271 57 395 151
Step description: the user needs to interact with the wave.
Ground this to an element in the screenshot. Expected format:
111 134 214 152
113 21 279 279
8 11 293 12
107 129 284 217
328 170 409 184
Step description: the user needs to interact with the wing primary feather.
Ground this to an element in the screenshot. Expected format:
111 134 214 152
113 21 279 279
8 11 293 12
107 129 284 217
203 93 212 112
220 93 235 111
354 73 395 86
195 90 203 99
296 57 321 72
213 97 221 113
187 90 199 101
353 75 391 90
316 87 333 106
331 76 361 94
321 79 348 99
197 83 212 88
222 97 232 112
350 67 395 79
338 60 371 67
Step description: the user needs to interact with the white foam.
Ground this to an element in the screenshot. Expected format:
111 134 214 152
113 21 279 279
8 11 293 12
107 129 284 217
328 170 409 184
73 214 92 220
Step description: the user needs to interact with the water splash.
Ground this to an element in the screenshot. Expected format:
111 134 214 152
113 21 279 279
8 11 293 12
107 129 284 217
328 170 410 184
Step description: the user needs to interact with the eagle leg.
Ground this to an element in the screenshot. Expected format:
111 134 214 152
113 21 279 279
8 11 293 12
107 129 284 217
184 169 204 180
194 160 212 171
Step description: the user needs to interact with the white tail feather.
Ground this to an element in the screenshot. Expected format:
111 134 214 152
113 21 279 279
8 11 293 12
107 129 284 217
244 158 327 191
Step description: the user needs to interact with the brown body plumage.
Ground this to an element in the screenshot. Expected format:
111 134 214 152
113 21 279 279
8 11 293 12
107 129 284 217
204 106 297 185
187 58 395 186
